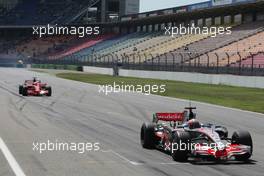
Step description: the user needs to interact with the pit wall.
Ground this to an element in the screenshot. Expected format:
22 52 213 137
83 66 264 89
82 66 113 75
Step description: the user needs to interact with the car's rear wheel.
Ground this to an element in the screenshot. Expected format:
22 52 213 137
46 87 52 97
171 131 190 162
22 87 28 96
19 85 23 94
140 123 156 149
232 130 253 161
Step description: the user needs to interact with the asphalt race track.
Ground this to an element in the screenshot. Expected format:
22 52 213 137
0 68 263 176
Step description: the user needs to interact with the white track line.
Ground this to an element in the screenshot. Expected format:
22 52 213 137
0 137 26 176
101 150 189 166
102 150 143 166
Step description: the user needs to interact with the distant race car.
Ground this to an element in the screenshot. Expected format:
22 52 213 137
19 77 52 96
140 107 253 162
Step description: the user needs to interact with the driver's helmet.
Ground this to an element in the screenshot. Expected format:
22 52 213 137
33 77 41 83
187 119 201 129
189 110 195 120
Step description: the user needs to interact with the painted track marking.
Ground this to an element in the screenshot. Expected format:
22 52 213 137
102 150 143 165
0 137 26 176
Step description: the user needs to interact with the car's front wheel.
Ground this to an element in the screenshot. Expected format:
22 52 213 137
171 131 190 162
22 87 28 96
46 87 52 97
232 130 253 161
19 85 23 94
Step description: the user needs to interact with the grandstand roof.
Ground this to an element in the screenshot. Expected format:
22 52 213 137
1 0 264 29
118 0 264 26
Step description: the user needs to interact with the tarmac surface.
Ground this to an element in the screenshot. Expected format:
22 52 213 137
0 68 263 176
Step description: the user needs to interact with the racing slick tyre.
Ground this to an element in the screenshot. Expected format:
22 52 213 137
140 123 156 149
232 130 253 161
46 87 52 97
19 85 23 95
22 87 28 96
171 131 191 162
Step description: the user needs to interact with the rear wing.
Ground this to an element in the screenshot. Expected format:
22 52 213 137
24 80 46 86
153 112 185 123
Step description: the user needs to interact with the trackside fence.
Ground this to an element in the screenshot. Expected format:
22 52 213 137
30 51 264 76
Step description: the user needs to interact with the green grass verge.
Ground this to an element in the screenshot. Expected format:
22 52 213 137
31 64 82 71
56 73 264 114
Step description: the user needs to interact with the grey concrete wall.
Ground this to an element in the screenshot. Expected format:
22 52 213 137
83 66 113 75
83 66 264 89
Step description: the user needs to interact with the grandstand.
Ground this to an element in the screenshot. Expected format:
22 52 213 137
0 0 139 25
196 30 264 66
48 21 264 69
16 35 76 58
1 0 264 76
0 0 18 10
232 52 264 67
49 34 115 59
165 21 264 64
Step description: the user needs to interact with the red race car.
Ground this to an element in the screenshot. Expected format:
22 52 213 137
19 77 52 96
140 107 253 162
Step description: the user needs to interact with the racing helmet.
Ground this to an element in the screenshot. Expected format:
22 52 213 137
187 119 201 129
